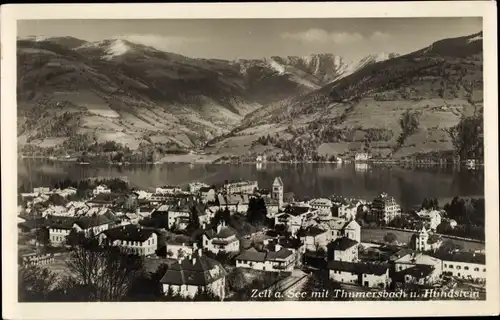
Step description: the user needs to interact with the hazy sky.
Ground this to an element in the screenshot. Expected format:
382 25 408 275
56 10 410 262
18 18 482 61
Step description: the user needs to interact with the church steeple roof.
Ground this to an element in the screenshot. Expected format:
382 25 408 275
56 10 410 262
273 177 283 187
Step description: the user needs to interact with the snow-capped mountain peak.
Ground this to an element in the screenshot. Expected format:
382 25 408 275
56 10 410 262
352 52 399 72
102 39 131 60
75 39 153 60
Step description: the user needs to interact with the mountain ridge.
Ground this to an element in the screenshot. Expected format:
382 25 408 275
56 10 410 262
206 31 483 161
17 35 400 155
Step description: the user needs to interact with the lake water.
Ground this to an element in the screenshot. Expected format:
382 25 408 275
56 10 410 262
18 160 484 211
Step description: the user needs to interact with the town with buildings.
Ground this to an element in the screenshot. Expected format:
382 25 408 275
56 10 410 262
17 176 486 302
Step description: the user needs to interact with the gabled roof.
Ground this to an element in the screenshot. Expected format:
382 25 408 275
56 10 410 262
430 251 485 265
273 177 284 187
327 260 389 276
199 186 213 193
309 198 332 206
160 254 227 286
204 224 238 239
236 247 294 262
46 215 77 229
102 225 155 242
265 237 303 251
266 248 294 261
328 237 358 251
74 214 112 229
167 235 193 246
236 247 267 262
297 226 328 238
341 219 360 231
284 205 310 216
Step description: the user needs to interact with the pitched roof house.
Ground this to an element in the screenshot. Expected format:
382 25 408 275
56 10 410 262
160 250 227 300
202 221 240 254
236 246 296 272
99 224 158 256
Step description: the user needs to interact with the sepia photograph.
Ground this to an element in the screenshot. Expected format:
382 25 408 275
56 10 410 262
1 2 498 319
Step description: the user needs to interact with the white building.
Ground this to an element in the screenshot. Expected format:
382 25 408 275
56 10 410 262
166 240 194 260
133 190 153 200
33 187 51 195
328 261 390 289
394 252 442 284
370 193 401 224
198 207 216 226
57 187 77 198
327 237 359 262
309 198 333 216
99 225 158 256
42 205 69 218
274 205 319 235
46 214 111 245
317 217 361 244
355 153 370 162
335 203 359 221
433 251 486 282
235 246 296 272
202 221 240 255
160 250 227 300
223 181 258 195
297 226 330 252
72 215 112 237
167 203 192 230
410 227 442 252
217 194 250 214
156 185 183 195
93 185 111 195
199 187 216 203
48 221 73 246
189 181 210 194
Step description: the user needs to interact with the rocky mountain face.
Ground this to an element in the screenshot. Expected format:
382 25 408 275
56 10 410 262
17 36 397 153
208 32 483 160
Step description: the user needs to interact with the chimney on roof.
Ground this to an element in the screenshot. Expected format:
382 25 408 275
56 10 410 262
202 222 206 230
193 242 198 251
198 248 202 256
182 242 185 247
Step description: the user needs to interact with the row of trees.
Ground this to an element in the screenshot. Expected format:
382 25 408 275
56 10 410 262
396 109 420 147
19 238 143 302
447 113 484 161
440 196 485 240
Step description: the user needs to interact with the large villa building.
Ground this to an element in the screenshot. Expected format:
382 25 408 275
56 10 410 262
160 250 227 300
370 193 402 224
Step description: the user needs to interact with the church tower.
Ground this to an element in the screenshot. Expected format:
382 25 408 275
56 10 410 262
272 177 284 209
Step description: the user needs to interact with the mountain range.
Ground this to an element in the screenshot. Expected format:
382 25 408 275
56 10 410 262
17 31 483 160
206 31 483 160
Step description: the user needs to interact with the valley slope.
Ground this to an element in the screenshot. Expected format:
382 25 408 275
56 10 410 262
207 32 483 161
17 37 389 156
